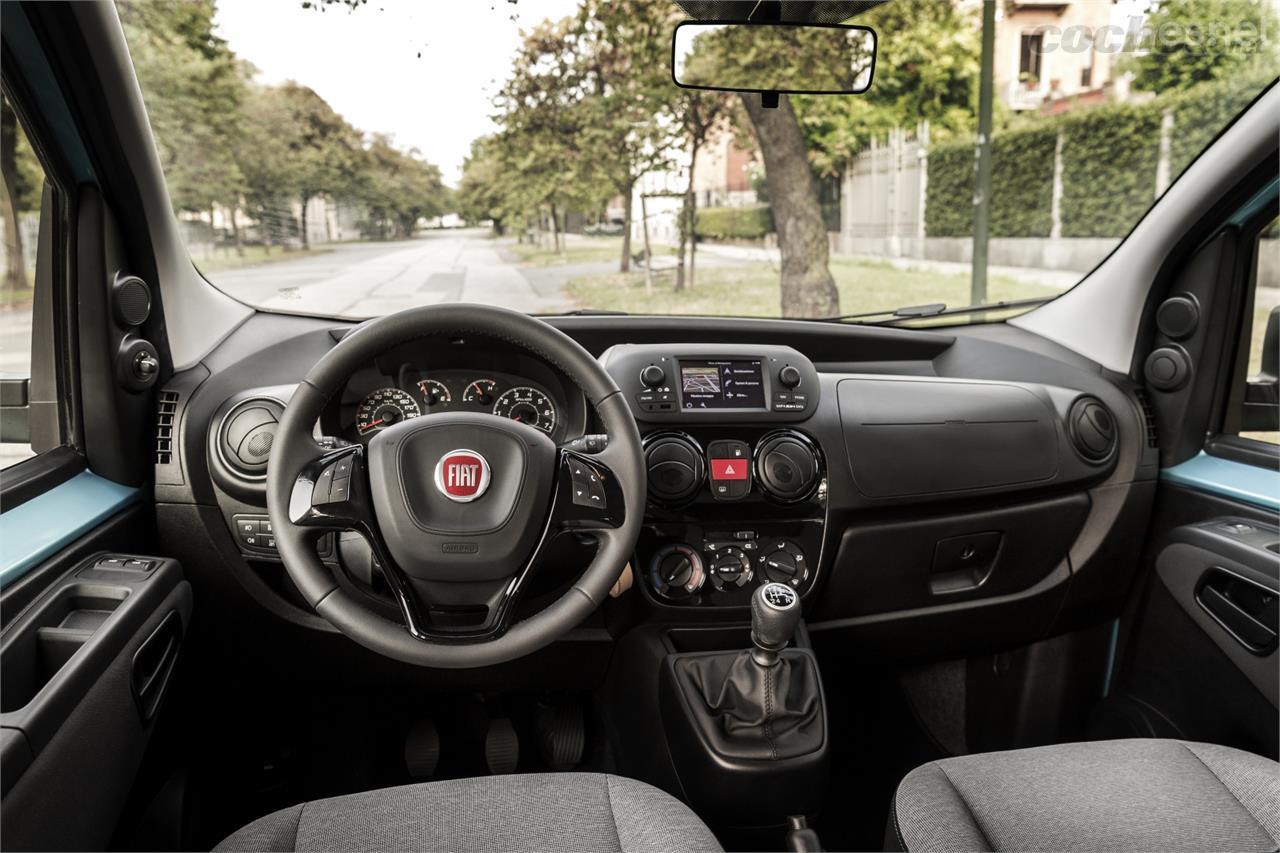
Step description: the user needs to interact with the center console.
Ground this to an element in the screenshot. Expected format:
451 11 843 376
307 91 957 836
601 344 827 610
601 345 831 834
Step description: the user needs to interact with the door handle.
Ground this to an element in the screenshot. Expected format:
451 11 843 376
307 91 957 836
131 611 182 721
1196 568 1278 655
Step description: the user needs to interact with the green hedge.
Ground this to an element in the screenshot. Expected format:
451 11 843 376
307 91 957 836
923 144 972 238
695 204 774 239
923 72 1273 240
1059 101 1162 238
925 126 1057 239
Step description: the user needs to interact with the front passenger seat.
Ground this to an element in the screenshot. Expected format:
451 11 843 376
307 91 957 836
216 772 721 852
890 739 1280 852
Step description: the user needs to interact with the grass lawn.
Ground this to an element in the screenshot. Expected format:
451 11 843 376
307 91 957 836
565 256 1060 321
508 236 673 268
193 244 333 274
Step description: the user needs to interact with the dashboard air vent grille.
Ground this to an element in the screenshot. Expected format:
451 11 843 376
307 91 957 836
156 389 179 465
1133 389 1158 449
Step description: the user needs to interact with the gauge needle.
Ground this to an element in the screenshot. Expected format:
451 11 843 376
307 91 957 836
361 418 385 432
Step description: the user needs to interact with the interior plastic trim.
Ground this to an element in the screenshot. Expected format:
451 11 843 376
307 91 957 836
1161 451 1280 511
0 470 140 587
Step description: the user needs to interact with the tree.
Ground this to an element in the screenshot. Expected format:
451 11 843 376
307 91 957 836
793 0 980 175
117 0 248 243
362 134 448 239
742 95 840 317
578 0 684 271
683 21 870 316
672 89 733 291
274 83 367 248
1126 0 1279 92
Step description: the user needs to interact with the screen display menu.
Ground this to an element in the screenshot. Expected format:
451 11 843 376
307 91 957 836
679 359 766 410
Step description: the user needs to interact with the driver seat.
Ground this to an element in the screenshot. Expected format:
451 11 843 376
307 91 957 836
214 773 721 852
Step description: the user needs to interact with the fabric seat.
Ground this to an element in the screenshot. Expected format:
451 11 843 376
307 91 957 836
889 738 1280 852
215 772 721 853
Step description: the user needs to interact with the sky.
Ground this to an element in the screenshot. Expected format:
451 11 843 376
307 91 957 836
213 0 581 186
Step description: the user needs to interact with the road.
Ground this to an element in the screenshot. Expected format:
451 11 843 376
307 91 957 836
210 228 577 317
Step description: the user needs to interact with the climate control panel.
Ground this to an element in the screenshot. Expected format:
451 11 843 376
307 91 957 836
639 522 822 607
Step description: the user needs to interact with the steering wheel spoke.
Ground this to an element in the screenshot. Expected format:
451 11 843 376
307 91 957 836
287 443 375 531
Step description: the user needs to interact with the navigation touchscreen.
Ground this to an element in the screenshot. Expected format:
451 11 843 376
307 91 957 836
679 359 766 409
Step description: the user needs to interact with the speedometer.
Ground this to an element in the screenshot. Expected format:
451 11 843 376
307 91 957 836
492 387 557 434
356 388 421 435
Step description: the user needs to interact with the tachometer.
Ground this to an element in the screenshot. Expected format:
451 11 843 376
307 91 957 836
356 388 421 435
462 379 497 405
418 379 451 408
492 386 557 434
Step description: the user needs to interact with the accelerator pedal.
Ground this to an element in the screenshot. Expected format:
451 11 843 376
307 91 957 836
484 717 520 775
535 702 586 770
404 719 441 779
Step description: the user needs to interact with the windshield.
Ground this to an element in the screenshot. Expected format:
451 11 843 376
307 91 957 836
116 0 1277 325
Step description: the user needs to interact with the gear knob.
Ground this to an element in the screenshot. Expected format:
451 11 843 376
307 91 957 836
751 582 801 665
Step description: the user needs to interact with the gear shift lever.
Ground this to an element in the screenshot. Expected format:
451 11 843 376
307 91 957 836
751 582 801 666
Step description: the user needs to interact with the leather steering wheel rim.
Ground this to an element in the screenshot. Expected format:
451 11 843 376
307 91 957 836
265 303 645 668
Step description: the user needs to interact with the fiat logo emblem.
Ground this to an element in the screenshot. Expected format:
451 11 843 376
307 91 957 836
434 449 491 503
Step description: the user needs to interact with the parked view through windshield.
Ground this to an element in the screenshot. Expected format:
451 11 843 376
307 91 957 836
100 0 1277 324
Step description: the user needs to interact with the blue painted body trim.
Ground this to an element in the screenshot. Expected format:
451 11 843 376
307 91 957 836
0 470 140 587
1161 451 1280 511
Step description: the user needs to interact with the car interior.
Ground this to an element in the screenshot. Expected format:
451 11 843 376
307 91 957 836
0 2 1277 852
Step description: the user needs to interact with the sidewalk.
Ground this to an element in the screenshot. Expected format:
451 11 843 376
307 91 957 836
695 242 1083 292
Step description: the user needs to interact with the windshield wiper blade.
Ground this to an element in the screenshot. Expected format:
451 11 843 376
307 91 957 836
556 308 629 316
821 297 1053 326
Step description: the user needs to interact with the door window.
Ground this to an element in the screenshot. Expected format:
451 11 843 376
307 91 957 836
1234 215 1279 446
1 90 63 471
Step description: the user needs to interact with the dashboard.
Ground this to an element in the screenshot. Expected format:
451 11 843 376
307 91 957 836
175 312 1156 677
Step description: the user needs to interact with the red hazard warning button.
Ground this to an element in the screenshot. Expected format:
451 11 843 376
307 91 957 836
711 458 748 481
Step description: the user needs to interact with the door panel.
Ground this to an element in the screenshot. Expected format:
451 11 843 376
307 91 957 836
0 534 191 851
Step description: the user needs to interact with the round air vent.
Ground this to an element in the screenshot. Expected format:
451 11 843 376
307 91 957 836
644 433 705 504
217 398 285 479
1067 396 1118 463
754 431 821 502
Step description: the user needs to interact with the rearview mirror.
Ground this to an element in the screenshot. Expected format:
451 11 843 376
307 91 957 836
672 21 876 95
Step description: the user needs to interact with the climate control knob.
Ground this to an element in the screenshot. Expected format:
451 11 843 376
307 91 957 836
758 540 808 587
708 545 753 590
649 543 705 599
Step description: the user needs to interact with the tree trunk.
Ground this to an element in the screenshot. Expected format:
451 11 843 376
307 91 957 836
231 205 244 256
675 136 701 293
300 194 311 250
740 95 839 319
620 176 634 273
550 202 562 254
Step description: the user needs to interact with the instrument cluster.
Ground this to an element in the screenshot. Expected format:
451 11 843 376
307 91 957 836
347 369 565 443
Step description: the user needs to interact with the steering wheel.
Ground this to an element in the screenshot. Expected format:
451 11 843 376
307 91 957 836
265 304 645 668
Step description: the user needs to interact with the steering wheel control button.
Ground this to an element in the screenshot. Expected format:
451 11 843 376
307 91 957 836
312 464 336 504
707 439 751 500
433 449 491 503
569 458 607 509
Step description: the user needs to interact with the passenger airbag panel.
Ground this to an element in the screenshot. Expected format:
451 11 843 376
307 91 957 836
837 377 1059 498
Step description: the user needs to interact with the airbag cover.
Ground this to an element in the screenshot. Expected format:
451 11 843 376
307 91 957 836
838 377 1059 498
